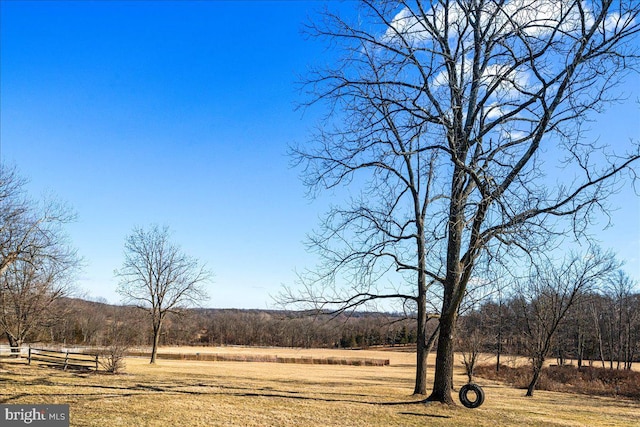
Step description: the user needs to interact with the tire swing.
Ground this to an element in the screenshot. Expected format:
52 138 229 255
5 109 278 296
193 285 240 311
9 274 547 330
459 383 485 409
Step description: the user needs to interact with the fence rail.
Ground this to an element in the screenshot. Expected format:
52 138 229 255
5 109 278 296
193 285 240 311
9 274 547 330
0 345 25 357
28 348 99 371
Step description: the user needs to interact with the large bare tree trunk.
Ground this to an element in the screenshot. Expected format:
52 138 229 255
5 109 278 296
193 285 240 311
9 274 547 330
427 164 466 404
428 310 457 404
414 290 428 395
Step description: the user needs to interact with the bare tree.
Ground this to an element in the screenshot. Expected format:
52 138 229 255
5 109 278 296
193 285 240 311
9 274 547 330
115 225 211 364
515 247 618 396
289 0 640 403
0 258 75 351
0 164 78 351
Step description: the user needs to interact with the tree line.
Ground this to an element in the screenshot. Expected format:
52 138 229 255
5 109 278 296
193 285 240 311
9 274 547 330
30 299 423 350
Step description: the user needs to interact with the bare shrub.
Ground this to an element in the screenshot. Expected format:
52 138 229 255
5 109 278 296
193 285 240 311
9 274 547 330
98 315 135 374
99 342 128 374
458 325 487 383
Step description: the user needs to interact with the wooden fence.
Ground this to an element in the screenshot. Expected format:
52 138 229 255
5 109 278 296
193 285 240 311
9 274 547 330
0 345 24 357
28 348 99 371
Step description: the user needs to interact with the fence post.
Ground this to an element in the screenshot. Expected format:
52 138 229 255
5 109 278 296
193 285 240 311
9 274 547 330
63 351 69 370
28 347 32 365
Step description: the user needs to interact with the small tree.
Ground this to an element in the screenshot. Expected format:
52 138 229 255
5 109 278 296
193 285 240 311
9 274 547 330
516 247 618 397
457 314 488 383
115 225 211 364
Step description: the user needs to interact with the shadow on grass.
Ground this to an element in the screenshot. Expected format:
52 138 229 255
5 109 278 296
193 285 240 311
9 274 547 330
399 412 452 419
3 373 432 409
233 389 426 407
0 394 30 404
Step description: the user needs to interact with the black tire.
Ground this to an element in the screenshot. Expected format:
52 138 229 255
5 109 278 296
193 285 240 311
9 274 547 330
459 383 485 409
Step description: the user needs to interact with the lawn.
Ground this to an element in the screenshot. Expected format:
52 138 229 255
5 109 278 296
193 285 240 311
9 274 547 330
1 347 638 426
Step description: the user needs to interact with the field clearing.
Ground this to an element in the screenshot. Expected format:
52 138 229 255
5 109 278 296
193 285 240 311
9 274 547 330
1 347 638 426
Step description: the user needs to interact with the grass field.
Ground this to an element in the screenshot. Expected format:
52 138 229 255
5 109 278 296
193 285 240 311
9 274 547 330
1 346 639 426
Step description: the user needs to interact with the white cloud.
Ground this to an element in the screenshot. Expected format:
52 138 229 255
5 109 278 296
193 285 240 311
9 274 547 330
383 7 426 45
501 129 528 141
382 0 615 46
485 103 508 120
605 13 621 32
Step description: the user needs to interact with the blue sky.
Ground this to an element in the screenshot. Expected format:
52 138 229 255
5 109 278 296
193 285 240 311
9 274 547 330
1 1 639 308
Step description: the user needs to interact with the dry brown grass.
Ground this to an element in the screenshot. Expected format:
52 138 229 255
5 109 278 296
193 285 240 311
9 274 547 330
1 347 639 426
